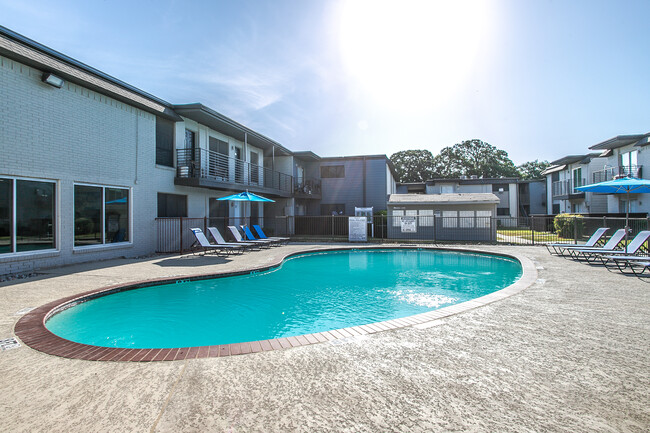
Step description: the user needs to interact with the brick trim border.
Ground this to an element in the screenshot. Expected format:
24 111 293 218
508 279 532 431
14 246 537 362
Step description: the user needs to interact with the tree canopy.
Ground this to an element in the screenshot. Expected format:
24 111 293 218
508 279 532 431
517 159 550 180
431 139 519 178
389 149 435 182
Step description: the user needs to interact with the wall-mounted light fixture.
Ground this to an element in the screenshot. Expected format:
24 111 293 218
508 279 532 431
41 72 64 88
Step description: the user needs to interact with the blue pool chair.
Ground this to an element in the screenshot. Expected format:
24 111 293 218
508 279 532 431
227 226 271 248
253 225 290 245
241 225 279 246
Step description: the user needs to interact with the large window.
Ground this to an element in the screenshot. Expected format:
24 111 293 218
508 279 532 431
418 209 434 226
442 211 458 228
158 193 187 217
459 210 474 228
476 210 491 228
320 165 345 178
74 184 129 247
621 150 638 176
572 167 583 191
392 209 404 227
155 117 174 167
1 177 56 254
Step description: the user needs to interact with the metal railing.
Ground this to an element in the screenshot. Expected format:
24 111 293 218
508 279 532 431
592 165 642 183
294 178 322 198
552 178 586 197
176 148 293 194
156 216 264 254
156 215 650 254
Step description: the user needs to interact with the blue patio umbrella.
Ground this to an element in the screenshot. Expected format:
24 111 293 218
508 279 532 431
576 176 650 251
217 191 275 227
216 191 275 202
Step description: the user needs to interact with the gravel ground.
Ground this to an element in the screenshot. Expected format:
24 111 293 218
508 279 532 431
0 244 648 433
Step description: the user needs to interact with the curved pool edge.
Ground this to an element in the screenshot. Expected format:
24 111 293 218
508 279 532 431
14 245 537 362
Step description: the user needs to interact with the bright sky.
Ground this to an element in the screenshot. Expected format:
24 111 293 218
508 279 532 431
1 0 648 164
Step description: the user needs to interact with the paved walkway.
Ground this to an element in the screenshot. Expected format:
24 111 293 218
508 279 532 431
0 244 648 432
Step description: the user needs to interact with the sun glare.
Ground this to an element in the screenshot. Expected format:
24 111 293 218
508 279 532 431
339 0 490 111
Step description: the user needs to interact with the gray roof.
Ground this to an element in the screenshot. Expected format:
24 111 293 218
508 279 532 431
541 164 566 176
589 133 650 150
550 154 601 166
388 193 500 205
426 177 518 184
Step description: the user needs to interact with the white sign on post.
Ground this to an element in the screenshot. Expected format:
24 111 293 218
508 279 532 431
400 216 417 233
348 217 368 242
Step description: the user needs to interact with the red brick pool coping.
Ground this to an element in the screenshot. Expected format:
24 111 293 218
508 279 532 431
14 246 537 362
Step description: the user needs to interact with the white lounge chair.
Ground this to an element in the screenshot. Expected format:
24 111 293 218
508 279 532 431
545 227 609 256
603 255 650 278
562 229 626 261
227 226 271 248
207 226 256 251
569 230 650 263
190 228 244 255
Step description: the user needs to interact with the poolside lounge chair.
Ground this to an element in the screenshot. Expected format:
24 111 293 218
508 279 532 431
207 226 257 251
545 227 609 256
602 255 650 278
227 226 271 248
253 224 290 245
189 228 244 256
568 230 650 263
561 229 626 261
240 225 280 246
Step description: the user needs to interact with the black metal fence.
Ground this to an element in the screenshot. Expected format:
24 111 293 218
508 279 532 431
156 215 650 254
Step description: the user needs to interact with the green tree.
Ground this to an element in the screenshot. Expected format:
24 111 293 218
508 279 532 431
389 149 435 182
431 139 519 178
517 159 550 180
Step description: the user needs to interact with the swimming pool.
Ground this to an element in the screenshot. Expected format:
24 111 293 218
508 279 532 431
45 249 522 349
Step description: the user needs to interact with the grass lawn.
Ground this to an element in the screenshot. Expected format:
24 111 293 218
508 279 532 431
497 229 575 243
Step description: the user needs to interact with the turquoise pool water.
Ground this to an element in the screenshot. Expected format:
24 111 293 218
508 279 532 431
46 249 522 348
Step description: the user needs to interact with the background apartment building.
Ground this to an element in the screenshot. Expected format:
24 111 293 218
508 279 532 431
543 133 650 216
396 177 546 222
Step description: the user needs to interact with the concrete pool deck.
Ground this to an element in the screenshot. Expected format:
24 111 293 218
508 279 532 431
0 244 648 432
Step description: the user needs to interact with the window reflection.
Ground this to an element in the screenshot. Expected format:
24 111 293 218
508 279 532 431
16 180 55 252
0 179 12 254
74 185 102 246
105 188 129 243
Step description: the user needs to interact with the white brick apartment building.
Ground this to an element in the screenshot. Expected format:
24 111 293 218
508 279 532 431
0 26 332 275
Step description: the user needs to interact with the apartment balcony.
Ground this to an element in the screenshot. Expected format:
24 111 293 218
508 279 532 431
175 148 293 197
592 165 642 184
552 178 586 199
294 178 322 199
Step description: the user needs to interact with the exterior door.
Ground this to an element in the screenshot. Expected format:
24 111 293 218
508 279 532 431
209 198 230 231
209 137 229 180
250 151 259 184
234 147 243 183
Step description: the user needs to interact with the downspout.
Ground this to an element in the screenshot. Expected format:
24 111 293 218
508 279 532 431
363 156 367 207
134 111 139 185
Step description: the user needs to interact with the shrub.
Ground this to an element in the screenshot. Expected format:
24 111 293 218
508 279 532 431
554 213 584 239
75 217 95 235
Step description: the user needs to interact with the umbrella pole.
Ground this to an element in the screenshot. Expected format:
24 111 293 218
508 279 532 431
625 191 630 253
